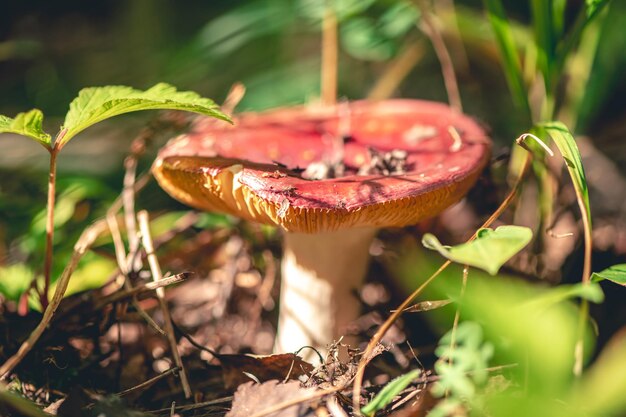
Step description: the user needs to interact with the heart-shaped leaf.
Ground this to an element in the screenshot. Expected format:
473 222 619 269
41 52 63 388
422 225 533 275
0 109 51 148
591 264 626 286
60 83 231 146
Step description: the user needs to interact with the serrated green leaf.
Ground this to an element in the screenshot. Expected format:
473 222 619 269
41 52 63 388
591 264 626 286
60 83 231 146
361 369 420 417
422 226 533 275
0 109 51 148
538 122 591 226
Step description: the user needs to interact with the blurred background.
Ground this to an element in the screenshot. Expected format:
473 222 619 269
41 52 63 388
1 2 626 413
1 0 626 309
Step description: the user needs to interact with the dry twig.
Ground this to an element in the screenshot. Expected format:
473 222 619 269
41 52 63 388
138 210 192 398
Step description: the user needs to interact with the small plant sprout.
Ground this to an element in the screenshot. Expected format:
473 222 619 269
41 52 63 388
0 83 230 308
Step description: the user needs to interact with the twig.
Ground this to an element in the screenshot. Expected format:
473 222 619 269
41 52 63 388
367 40 426 100
415 0 462 112
222 83 246 116
94 273 190 310
150 396 233 414
352 152 533 412
0 219 108 378
106 212 164 334
116 366 180 397
138 210 192 398
321 1 338 106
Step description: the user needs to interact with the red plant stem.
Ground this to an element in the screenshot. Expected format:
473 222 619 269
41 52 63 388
42 147 59 309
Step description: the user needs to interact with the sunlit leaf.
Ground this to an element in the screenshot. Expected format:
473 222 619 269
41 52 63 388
539 122 591 225
422 226 533 275
0 109 51 148
591 264 626 286
361 369 421 417
60 83 231 146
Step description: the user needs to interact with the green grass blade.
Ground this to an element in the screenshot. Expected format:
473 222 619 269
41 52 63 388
554 0 612 78
538 122 590 226
361 369 421 417
482 0 531 120
530 0 555 91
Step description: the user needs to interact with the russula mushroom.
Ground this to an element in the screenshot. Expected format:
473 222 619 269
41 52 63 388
153 99 490 360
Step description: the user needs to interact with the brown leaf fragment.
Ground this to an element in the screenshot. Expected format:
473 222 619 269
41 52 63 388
398 300 452 313
220 353 314 389
226 380 317 417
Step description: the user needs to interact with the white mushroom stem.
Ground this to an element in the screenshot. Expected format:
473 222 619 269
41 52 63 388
275 227 378 362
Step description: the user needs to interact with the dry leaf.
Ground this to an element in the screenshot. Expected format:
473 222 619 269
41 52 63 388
226 380 316 417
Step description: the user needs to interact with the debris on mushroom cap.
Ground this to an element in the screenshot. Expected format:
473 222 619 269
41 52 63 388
153 99 491 234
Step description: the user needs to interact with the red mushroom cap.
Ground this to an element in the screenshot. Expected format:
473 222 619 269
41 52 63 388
153 100 491 233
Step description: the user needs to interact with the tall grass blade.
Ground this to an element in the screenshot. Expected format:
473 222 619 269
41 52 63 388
482 0 531 121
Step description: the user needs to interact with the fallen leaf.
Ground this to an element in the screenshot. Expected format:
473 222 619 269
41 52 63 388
226 380 317 417
220 353 314 389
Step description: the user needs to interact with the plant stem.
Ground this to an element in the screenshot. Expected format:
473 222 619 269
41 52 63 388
42 147 59 309
352 152 533 412
321 1 338 106
416 0 462 112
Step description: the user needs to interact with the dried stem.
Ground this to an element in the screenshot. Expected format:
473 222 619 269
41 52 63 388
0 219 108 378
367 40 426 100
137 210 192 398
321 2 338 106
106 213 165 335
415 0 462 112
352 152 533 411
116 366 180 397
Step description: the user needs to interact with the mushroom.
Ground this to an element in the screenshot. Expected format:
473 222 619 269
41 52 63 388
153 99 490 360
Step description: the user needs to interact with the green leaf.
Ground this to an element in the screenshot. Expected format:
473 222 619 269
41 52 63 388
530 0 556 88
0 109 51 148
586 0 609 17
422 226 533 275
524 282 604 312
591 264 626 286
361 369 421 417
432 322 494 399
538 122 591 226
482 0 531 120
60 83 231 146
